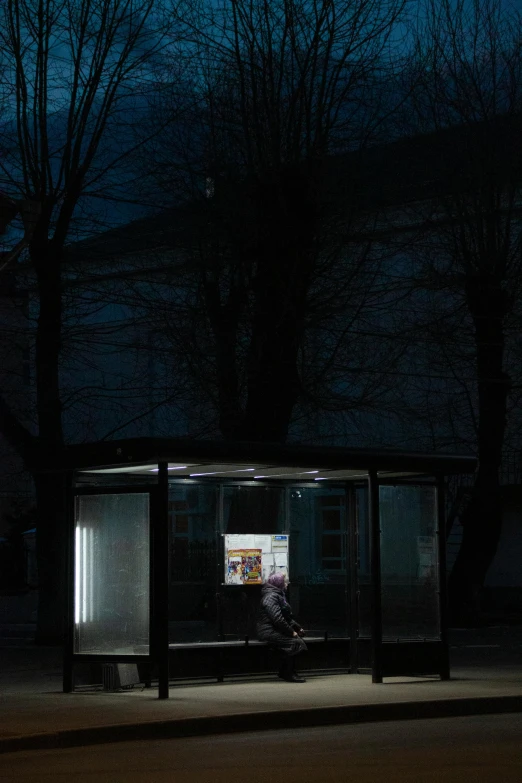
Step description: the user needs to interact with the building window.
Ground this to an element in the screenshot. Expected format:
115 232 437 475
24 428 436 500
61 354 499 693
169 499 190 569
318 493 346 571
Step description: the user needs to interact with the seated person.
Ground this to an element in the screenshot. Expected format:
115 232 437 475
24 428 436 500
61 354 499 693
256 572 307 683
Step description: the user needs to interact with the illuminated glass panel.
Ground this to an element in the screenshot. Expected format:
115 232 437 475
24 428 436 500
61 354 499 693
74 493 150 655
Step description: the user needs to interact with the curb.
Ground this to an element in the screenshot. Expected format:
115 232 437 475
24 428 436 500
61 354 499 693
2 695 522 755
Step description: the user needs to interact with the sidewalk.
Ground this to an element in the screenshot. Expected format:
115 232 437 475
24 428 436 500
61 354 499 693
1 631 522 755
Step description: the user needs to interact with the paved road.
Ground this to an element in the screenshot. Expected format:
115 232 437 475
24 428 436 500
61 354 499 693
3 713 522 782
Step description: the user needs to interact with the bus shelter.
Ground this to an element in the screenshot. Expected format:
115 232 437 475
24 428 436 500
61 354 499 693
62 438 476 698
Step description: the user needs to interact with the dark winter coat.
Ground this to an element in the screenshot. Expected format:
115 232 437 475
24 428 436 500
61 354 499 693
256 583 307 656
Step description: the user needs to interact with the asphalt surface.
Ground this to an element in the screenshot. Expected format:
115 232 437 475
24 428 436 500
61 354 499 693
2 713 522 782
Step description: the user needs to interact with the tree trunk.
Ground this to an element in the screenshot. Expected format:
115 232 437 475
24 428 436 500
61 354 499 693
33 471 67 645
448 275 510 623
242 316 302 442
33 248 65 644
202 273 244 440
239 168 316 442
34 251 64 446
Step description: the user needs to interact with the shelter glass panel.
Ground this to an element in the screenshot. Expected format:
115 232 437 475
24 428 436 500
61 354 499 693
168 482 218 643
289 486 349 639
356 486 371 637
74 493 150 655
223 484 285 535
379 485 439 640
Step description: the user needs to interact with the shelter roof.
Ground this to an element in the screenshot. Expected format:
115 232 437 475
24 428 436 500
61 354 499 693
58 437 476 480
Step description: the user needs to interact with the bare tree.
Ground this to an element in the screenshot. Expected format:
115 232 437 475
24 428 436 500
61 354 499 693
0 0 175 642
136 0 411 443
406 0 522 620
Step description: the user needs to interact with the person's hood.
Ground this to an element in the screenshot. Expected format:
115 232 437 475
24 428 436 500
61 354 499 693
261 582 285 596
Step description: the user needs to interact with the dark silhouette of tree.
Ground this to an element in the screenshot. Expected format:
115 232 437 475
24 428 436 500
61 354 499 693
135 0 410 443
405 0 522 621
0 0 175 642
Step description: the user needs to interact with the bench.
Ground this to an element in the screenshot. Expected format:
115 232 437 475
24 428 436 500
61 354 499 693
168 634 328 682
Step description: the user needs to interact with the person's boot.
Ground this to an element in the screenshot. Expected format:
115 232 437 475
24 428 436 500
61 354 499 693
290 657 306 683
278 658 293 681
279 657 306 683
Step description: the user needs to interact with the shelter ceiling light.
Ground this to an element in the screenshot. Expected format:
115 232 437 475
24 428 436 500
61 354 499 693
255 471 317 478
149 466 188 472
186 466 259 477
215 468 257 474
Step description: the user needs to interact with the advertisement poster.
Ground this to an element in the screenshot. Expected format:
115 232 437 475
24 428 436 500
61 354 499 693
227 549 262 584
224 534 289 585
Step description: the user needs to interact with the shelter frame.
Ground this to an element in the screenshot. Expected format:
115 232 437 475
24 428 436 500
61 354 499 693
59 438 475 698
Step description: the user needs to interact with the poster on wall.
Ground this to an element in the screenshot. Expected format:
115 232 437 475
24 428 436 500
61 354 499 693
224 534 289 585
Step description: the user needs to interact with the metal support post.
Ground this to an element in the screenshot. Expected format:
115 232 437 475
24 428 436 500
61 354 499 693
369 469 383 683
436 474 450 680
155 462 170 698
63 471 75 693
